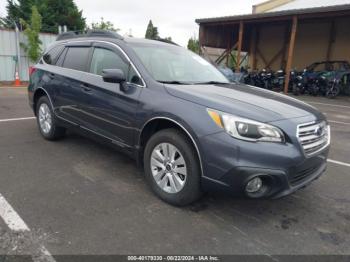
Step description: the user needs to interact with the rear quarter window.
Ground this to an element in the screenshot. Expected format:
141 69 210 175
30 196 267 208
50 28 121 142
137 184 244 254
43 45 64 65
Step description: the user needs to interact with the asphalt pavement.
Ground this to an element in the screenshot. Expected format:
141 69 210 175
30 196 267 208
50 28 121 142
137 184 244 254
0 87 349 259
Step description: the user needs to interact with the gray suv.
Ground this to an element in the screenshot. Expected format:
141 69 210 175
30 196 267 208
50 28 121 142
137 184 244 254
28 30 330 206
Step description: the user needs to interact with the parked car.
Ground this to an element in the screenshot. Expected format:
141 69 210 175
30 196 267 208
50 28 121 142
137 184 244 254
28 30 331 206
298 60 350 97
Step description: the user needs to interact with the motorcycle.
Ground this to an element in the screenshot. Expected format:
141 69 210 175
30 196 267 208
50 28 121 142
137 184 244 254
271 69 285 90
293 69 319 96
258 69 274 90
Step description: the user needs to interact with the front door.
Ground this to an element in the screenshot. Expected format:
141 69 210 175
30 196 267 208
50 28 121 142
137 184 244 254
78 42 144 148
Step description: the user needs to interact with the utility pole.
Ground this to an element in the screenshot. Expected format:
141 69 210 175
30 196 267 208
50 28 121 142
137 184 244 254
14 22 21 83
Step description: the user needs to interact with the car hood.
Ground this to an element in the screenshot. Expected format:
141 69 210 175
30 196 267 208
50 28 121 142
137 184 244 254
164 83 323 123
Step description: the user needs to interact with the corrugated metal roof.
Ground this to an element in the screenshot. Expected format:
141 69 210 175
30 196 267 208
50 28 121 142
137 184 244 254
269 0 350 12
196 4 350 24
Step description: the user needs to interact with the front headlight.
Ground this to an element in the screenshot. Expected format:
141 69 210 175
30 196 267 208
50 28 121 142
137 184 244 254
207 109 285 143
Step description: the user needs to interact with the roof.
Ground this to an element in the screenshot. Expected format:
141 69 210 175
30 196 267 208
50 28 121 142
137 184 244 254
269 0 350 12
196 4 350 24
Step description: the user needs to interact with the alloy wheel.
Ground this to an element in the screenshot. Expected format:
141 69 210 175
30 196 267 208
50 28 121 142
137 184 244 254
38 103 52 134
150 143 187 194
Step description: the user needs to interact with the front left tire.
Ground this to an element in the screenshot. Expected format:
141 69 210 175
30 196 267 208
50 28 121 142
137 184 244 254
143 129 202 206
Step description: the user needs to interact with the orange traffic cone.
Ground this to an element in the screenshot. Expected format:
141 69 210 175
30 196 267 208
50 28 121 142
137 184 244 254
14 71 21 87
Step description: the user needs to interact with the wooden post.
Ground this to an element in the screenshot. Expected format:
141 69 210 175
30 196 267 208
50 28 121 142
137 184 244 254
199 26 204 55
284 16 298 94
226 29 231 66
236 21 244 72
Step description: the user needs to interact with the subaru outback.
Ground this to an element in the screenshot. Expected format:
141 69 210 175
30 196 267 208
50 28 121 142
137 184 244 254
28 30 330 206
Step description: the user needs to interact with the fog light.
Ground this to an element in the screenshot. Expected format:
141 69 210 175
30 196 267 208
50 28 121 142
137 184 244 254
246 177 263 193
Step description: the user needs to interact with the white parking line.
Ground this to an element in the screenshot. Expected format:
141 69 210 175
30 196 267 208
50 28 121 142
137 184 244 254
328 120 350 126
0 193 29 231
0 192 56 261
328 159 350 168
0 117 36 123
303 101 350 109
0 86 27 89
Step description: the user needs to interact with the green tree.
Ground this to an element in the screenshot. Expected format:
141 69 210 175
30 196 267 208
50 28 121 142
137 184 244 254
5 0 86 33
44 0 86 33
6 0 47 29
0 17 5 27
145 20 159 40
90 17 120 32
164 36 172 41
187 37 200 53
20 6 42 62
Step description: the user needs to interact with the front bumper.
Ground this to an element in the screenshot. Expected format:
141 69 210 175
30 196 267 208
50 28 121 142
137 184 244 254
199 128 329 198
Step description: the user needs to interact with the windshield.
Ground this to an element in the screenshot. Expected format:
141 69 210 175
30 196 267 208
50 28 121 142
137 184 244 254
130 43 229 84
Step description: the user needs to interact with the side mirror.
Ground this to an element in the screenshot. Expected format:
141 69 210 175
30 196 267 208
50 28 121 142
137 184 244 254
102 69 126 83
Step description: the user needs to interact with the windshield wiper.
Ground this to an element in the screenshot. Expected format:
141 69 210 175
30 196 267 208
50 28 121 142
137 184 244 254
158 80 191 85
193 81 230 85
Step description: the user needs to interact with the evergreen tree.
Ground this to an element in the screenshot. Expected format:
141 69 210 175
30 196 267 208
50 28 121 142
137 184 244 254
5 0 85 33
145 20 159 40
187 37 200 54
44 0 86 33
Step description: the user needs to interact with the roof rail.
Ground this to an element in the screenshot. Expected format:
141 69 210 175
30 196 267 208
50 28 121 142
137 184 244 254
154 38 179 46
56 29 124 41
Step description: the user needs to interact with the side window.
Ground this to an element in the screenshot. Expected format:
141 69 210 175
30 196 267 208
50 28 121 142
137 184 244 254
43 45 64 65
90 47 129 76
62 47 90 71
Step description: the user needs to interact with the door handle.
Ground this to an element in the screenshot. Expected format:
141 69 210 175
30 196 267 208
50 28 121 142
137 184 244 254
81 84 92 92
49 73 55 79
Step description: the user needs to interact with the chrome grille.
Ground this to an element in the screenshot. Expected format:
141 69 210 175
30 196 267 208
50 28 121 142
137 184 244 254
297 121 330 157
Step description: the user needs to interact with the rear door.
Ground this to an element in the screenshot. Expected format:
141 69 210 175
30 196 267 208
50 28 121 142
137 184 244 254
78 42 144 148
53 43 92 125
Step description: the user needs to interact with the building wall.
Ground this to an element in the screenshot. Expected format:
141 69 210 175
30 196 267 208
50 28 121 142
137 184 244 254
0 29 57 82
255 23 286 70
269 0 350 12
253 17 350 71
253 0 294 13
331 17 350 61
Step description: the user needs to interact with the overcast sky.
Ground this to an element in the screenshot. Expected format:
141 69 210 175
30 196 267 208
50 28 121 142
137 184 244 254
0 0 265 46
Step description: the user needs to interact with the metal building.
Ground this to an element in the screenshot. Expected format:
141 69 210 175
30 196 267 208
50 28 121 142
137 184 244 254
196 4 350 93
0 28 57 83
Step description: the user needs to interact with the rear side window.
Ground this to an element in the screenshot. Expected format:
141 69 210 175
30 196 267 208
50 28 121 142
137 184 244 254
43 45 64 65
62 47 90 71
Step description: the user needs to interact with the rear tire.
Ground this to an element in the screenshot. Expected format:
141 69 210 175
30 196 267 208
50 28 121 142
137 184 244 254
144 129 202 206
326 85 340 99
36 96 66 140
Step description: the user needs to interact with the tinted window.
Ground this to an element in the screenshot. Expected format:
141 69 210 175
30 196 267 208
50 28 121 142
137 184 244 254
90 48 128 76
43 45 64 65
62 47 90 71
